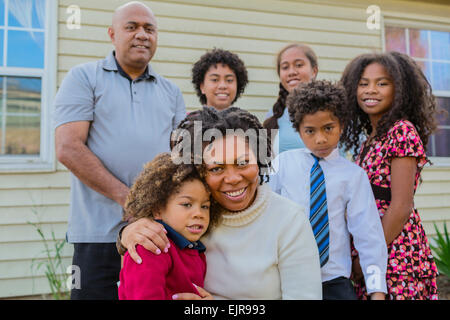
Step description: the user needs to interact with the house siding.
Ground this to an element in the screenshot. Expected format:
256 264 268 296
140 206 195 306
0 0 448 298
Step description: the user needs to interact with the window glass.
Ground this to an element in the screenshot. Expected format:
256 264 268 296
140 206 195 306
436 97 450 126
32 0 46 29
415 60 432 84
0 31 3 65
385 26 407 53
8 0 45 29
0 0 4 26
386 26 450 157
432 62 450 91
431 31 450 61
0 76 41 155
433 127 450 157
409 29 429 59
0 0 48 164
7 30 44 68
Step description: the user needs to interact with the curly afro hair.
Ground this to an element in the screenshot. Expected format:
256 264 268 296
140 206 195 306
286 80 349 138
123 152 222 234
340 51 439 158
192 48 249 105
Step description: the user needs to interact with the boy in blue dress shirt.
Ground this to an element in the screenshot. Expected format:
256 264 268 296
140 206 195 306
269 80 387 300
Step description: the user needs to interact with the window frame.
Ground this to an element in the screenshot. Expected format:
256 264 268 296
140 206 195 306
382 14 450 167
0 0 57 172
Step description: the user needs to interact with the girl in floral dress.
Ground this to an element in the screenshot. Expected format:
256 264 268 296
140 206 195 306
340 51 440 300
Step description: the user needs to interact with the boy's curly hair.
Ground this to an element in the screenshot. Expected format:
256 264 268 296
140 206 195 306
286 80 349 138
340 51 440 158
192 48 249 105
123 153 222 234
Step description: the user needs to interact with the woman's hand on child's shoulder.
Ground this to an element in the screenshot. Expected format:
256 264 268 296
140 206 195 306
121 217 170 264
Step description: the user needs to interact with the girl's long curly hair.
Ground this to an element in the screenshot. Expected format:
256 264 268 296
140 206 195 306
340 51 439 158
123 152 222 234
263 43 318 131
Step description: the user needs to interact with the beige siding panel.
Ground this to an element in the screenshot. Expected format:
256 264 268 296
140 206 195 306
0 205 69 226
416 181 450 195
419 207 450 222
58 35 376 62
0 172 70 190
420 168 450 181
56 161 68 172
0 189 70 207
58 17 379 48
415 193 450 208
0 241 73 262
0 257 72 280
59 0 378 35
0 223 68 243
58 48 351 72
0 277 54 298
61 0 371 22
423 221 449 240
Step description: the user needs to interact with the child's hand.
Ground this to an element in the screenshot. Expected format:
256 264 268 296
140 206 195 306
121 217 170 264
172 284 214 300
350 256 364 282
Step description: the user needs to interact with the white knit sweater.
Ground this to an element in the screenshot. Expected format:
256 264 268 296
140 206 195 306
202 184 322 300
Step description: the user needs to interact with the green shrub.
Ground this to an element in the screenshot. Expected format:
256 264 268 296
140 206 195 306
28 210 70 300
430 223 450 278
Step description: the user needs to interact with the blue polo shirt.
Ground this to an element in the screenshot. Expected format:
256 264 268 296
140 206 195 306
53 51 187 243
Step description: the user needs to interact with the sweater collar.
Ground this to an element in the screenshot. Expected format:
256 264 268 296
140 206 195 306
220 183 271 227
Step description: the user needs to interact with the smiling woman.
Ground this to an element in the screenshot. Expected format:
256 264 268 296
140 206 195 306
119 107 323 300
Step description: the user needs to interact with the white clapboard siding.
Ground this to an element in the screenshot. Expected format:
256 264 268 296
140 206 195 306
1 0 450 299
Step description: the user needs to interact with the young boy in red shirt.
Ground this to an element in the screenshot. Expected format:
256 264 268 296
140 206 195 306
118 153 221 300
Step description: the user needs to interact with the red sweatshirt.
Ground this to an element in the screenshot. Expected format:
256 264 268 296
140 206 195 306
119 241 206 300
119 239 206 300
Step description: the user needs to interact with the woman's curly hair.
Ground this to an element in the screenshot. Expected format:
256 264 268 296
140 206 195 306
171 106 272 184
123 153 222 234
263 43 318 131
192 48 249 105
286 80 349 140
340 51 439 158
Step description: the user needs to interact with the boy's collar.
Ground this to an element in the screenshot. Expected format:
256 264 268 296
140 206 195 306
305 147 340 161
155 219 206 253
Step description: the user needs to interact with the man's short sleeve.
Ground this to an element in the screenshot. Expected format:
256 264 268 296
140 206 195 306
53 64 96 129
173 86 187 129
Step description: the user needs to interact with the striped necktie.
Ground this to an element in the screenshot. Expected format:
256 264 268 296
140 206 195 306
309 154 329 267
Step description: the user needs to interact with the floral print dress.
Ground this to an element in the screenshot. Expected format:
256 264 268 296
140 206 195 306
352 120 439 300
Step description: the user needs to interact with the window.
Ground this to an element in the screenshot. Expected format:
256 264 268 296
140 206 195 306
0 0 56 171
385 26 450 158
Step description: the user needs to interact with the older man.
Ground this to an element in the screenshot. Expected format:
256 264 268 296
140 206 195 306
54 2 186 299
